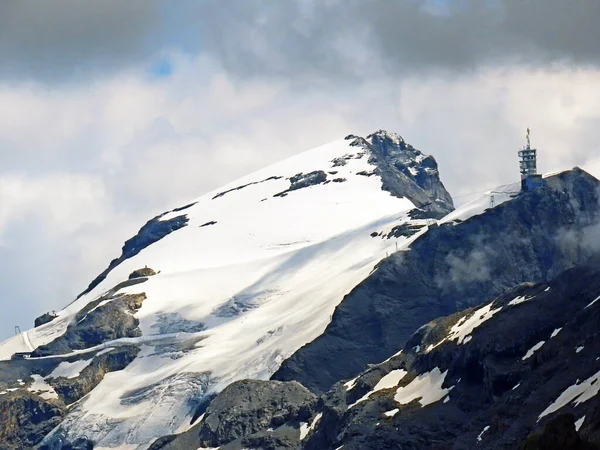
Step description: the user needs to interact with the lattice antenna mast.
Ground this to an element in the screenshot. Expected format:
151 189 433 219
518 127 537 180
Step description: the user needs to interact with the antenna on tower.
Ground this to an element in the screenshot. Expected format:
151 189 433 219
517 128 545 192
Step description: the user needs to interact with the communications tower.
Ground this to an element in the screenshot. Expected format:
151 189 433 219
518 128 544 192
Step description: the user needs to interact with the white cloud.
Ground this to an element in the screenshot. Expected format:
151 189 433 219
0 53 599 339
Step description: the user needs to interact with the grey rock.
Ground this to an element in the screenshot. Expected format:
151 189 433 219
305 264 600 450
351 130 455 219
197 379 317 448
0 391 65 450
34 312 58 328
128 266 157 279
274 171 328 197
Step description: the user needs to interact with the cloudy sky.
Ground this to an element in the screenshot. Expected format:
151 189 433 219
1 0 600 339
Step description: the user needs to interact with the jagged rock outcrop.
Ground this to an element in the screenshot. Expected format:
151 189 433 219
0 391 65 450
48 345 140 405
274 171 328 197
273 168 600 393
129 267 157 279
347 130 454 218
153 379 318 450
33 291 146 357
197 379 316 447
35 312 58 328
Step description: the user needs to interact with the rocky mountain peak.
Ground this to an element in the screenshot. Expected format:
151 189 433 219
347 129 454 218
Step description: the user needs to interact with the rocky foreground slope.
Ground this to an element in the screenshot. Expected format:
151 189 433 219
154 263 600 450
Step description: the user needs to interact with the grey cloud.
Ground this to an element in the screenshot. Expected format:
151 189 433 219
0 0 167 82
2 1 600 83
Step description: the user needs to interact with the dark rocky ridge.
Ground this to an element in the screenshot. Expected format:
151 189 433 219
273 168 600 393
212 175 283 199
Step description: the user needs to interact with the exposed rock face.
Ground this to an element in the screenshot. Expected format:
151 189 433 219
0 344 141 449
155 379 317 450
0 391 65 450
35 312 58 328
198 379 316 447
519 414 590 450
33 291 146 357
129 267 157 279
49 346 140 405
274 171 328 197
346 130 454 218
273 169 600 393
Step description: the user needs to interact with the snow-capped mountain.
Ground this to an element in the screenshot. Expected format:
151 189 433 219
1 130 599 450
0 130 454 449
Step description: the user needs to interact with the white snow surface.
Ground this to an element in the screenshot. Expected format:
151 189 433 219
477 425 490 442
29 374 58 400
539 369 600 419
299 412 322 441
49 358 94 379
3 138 430 449
522 341 546 360
575 416 586 432
349 369 407 408
383 408 399 417
439 183 519 225
393 367 453 407
508 295 534 307
551 328 562 338
427 302 502 352
343 376 359 391
585 294 600 309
